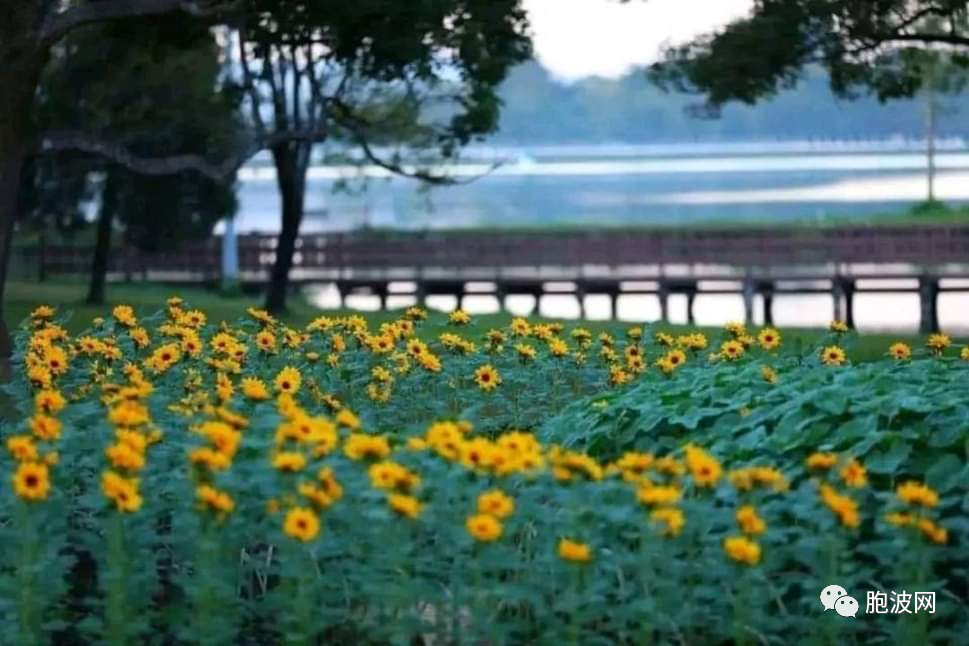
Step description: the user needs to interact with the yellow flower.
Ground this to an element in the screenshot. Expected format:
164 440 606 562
723 535 761 565
830 320 849 333
649 507 685 537
112 305 137 327
805 452 838 470
839 458 867 488
719 340 745 360
474 364 501 391
387 493 423 519
255 330 277 353
13 462 50 501
272 451 307 472
449 309 471 325
188 447 231 471
962 346 969 361
735 505 766 536
274 366 302 394
343 433 391 461
926 333 951 354
466 513 503 542
917 518 948 544
100 470 142 512
368 461 420 491
820 345 847 366
510 317 531 336
29 415 62 441
196 484 234 514
283 507 321 542
684 444 722 488
241 377 270 400
7 436 39 462
757 327 782 351
31 305 56 320
477 489 515 519
889 342 912 360
105 442 146 472
35 389 66 415
896 480 939 508
557 538 592 563
884 512 915 527
637 484 681 506
760 364 778 384
819 483 859 528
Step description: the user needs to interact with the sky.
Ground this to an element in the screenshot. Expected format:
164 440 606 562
524 0 754 81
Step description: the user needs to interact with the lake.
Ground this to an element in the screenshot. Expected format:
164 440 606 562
230 140 969 233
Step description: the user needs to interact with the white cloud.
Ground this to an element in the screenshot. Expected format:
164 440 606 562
524 0 754 81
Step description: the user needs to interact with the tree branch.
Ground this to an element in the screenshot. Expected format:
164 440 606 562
40 0 240 46
37 128 329 182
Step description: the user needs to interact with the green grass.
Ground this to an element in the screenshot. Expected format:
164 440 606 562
2 279 927 363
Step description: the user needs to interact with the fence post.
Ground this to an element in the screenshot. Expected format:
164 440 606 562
221 217 240 292
919 276 940 334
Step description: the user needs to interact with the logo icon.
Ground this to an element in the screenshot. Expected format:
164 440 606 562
820 584 857 617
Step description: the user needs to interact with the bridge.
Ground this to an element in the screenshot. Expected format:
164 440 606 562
24 225 969 332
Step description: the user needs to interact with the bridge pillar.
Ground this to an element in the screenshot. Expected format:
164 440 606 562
576 287 587 319
686 288 697 325
658 284 670 323
919 276 940 334
762 287 774 327
742 278 755 326
844 280 856 330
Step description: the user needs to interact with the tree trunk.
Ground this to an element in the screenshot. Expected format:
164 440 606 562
264 145 308 313
86 177 117 305
0 4 47 355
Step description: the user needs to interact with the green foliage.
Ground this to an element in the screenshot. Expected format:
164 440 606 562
25 12 241 251
650 0 969 106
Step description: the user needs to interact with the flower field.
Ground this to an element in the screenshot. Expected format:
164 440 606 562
1 300 967 644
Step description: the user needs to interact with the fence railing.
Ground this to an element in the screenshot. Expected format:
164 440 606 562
18 225 969 281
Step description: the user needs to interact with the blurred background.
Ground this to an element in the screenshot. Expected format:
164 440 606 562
5 0 969 343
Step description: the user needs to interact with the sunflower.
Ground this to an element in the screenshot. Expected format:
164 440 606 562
477 489 515 519
719 340 745 361
888 342 912 360
7 436 38 462
820 345 847 366
283 507 321 542
649 507 685 537
509 317 531 336
31 305 56 320
387 493 423 519
757 327 782 351
465 513 502 542
112 305 137 327
684 444 722 487
829 319 849 333
449 309 471 325
557 538 592 563
896 480 939 508
839 458 867 488
241 377 270 400
723 535 761 565
735 505 766 536
255 330 277 353
274 366 302 394
805 452 838 470
926 333 951 354
474 364 501 391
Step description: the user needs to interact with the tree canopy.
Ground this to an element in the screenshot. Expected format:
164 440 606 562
649 0 969 107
